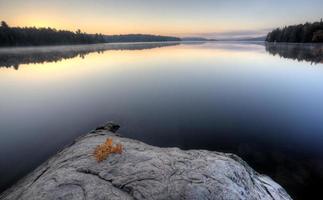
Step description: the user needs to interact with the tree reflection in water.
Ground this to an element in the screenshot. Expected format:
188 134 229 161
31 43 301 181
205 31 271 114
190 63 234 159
0 42 180 70
265 43 323 64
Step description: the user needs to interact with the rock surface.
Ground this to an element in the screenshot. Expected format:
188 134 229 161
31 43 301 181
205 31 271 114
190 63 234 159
0 123 292 200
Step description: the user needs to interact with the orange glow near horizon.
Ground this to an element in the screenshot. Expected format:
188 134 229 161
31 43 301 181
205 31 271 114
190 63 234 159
7 17 217 36
0 43 268 79
5 17 265 38
3 9 265 37
1 0 322 38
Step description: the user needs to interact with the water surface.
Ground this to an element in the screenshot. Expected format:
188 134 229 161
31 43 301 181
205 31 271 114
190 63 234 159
0 42 323 199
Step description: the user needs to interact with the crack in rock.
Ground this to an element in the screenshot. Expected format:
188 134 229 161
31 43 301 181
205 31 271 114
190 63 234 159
0 123 293 200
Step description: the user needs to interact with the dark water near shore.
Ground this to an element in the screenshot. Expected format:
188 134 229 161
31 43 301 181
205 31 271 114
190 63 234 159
0 42 323 199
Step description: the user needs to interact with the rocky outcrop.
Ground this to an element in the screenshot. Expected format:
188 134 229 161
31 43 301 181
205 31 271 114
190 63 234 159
0 122 292 200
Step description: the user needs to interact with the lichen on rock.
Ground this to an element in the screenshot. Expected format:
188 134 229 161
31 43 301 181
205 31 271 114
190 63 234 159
94 138 123 162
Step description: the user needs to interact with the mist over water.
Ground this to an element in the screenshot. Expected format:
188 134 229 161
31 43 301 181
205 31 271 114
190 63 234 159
0 42 323 199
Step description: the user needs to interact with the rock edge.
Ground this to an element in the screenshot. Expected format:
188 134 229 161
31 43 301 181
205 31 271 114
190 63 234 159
0 122 292 200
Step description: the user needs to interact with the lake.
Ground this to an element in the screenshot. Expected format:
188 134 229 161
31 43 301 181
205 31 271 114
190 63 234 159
0 42 323 199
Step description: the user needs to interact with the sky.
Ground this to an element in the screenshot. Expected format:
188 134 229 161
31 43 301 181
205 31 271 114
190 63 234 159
0 0 322 39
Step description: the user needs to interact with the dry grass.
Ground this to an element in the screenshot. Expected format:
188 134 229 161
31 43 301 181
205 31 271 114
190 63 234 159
93 138 123 162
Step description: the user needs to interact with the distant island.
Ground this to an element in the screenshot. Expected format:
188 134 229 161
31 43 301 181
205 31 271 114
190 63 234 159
181 37 216 42
266 20 323 43
216 36 266 42
0 21 180 47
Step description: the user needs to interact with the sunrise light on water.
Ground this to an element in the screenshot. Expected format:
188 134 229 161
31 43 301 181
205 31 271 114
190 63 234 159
0 1 322 200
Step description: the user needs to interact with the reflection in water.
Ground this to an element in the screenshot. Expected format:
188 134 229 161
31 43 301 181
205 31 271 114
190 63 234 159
265 43 323 64
0 42 323 199
0 42 180 70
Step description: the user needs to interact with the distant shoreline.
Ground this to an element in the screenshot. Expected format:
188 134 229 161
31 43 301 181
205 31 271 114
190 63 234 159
0 21 181 47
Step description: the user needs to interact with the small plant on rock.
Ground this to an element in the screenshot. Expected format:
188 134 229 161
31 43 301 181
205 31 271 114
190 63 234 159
93 138 123 162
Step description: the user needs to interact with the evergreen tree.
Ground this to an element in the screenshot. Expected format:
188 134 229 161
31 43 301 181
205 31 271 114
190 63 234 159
266 20 323 43
0 21 181 47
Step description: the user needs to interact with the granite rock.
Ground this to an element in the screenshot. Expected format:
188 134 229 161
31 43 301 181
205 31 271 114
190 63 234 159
0 123 292 200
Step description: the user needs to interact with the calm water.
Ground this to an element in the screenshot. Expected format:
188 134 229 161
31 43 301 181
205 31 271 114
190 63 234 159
0 42 323 199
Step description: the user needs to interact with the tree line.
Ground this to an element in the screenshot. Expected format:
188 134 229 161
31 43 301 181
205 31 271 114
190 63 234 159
0 21 106 46
0 21 180 47
266 20 323 43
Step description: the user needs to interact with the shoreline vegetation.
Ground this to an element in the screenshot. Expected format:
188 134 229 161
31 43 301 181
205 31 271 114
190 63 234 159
0 21 180 47
266 20 323 43
1 20 323 47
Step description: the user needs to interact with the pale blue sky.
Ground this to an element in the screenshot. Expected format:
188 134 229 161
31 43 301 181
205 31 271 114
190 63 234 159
0 0 322 38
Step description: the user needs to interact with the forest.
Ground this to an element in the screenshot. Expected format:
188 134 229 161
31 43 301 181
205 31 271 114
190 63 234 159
0 21 180 46
266 20 323 43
